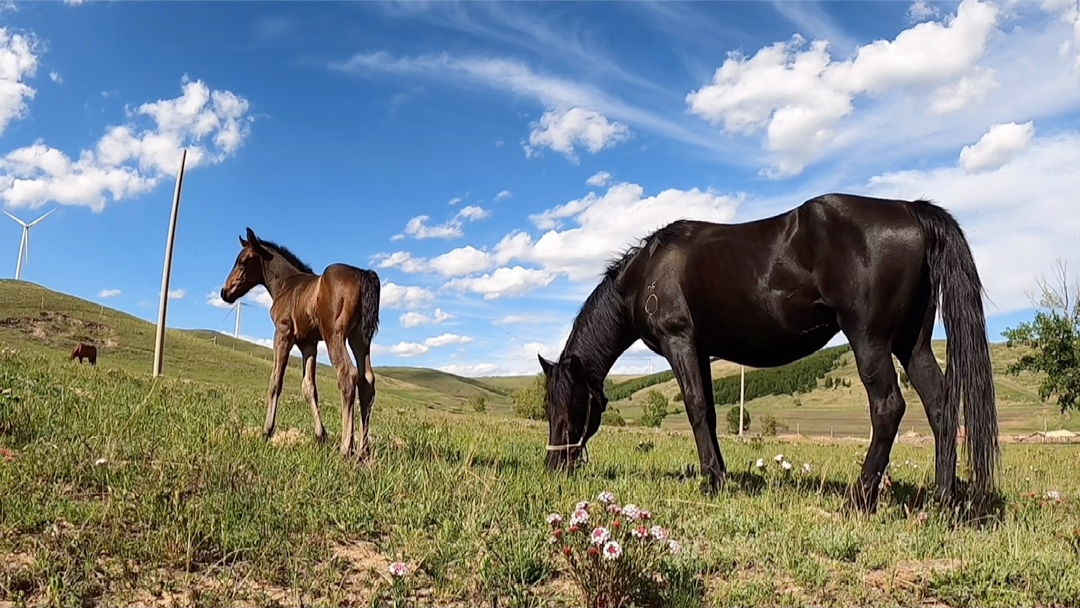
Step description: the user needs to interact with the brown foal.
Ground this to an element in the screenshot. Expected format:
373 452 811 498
219 228 381 459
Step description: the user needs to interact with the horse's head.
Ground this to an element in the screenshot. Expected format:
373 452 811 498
539 352 606 473
221 227 272 304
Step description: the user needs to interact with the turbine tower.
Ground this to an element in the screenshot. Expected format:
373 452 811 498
223 300 253 338
4 209 55 281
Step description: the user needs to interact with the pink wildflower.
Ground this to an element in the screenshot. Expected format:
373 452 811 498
632 526 649 539
570 508 589 526
575 500 590 511
546 513 563 527
563 546 572 556
602 540 623 560
622 504 641 520
590 526 610 545
597 491 615 504
650 526 668 541
639 509 652 520
915 511 929 524
668 540 681 554
388 562 408 577
587 546 600 557
612 520 621 531
607 504 622 515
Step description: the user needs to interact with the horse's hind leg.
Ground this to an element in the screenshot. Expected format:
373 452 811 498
846 332 907 513
300 343 326 444
348 332 376 460
326 335 358 458
894 306 956 506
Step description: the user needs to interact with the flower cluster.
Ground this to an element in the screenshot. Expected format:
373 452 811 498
547 491 682 607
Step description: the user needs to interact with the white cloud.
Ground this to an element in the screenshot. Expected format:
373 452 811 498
167 288 186 300
685 0 1000 176
586 171 613 187
525 106 632 162
97 288 120 298
404 214 463 239
516 182 741 282
492 313 551 325
373 232 525 279
448 196 462 206
958 121 1035 173
400 307 454 328
0 75 254 212
49 71 61 84
457 204 490 221
908 0 940 23
400 204 490 240
862 131 1080 317
380 282 436 310
431 246 495 276
443 266 555 300
0 29 39 138
929 66 998 115
495 189 512 201
383 332 474 357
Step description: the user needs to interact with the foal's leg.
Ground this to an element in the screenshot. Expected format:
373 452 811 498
662 336 725 494
847 335 907 512
325 335 358 458
299 343 326 444
894 312 956 506
264 332 295 440
348 333 376 460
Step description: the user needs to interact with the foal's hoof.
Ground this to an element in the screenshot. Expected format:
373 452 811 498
314 432 327 445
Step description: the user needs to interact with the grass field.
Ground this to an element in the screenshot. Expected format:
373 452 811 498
2 280 1080 607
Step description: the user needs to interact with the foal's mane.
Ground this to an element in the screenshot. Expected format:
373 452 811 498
257 239 315 274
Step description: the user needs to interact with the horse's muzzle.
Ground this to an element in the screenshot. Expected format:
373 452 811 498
220 288 233 304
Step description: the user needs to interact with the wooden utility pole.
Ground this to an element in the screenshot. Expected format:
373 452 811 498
152 149 187 378
738 364 745 436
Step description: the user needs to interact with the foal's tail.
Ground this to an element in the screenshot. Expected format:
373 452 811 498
359 269 381 346
908 199 998 498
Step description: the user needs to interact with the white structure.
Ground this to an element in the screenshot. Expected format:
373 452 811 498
4 209 55 281
225 300 253 338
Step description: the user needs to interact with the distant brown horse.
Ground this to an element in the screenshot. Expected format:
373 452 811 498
219 228 381 459
70 342 97 365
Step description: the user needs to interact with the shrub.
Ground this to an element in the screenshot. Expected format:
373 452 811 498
546 492 682 608
468 395 487 413
512 374 547 421
760 414 789 437
602 407 626 427
725 406 750 434
639 390 668 428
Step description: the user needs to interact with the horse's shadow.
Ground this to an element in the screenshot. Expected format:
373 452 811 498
641 462 1006 526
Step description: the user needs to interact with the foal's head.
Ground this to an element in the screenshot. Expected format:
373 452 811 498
220 227 272 304
539 352 606 472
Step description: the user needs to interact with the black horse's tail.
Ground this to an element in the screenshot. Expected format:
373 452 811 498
908 199 998 497
359 269 381 346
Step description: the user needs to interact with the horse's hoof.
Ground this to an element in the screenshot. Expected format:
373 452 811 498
314 432 327 445
700 471 726 497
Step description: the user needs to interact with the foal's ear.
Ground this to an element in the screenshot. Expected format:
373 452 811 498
245 227 259 244
538 354 554 376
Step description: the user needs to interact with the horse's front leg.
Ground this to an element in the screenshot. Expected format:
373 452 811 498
264 331 295 440
662 335 726 495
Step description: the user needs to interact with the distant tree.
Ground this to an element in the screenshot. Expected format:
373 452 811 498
1003 259 1080 413
468 395 486 413
640 390 668 428
726 406 750 434
512 374 547 421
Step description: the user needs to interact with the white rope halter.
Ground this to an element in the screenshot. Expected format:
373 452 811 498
545 396 593 464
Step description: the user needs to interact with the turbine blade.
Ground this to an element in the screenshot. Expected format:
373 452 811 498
22 229 28 267
4 211 28 227
27 208 56 227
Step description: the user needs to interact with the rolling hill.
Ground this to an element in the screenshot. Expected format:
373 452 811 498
1 279 1074 436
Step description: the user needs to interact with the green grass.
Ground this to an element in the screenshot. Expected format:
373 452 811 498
2 344 1080 607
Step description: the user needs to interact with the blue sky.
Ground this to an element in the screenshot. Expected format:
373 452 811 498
2 0 1079 376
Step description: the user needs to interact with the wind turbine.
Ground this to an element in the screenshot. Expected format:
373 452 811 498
222 300 253 338
4 208 55 281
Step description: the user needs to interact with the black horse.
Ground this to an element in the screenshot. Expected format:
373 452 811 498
539 193 998 512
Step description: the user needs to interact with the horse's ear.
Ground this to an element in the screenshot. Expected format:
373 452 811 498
245 227 258 244
567 353 585 376
239 235 248 248
538 354 554 376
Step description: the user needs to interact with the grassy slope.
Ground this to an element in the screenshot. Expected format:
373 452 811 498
612 343 1075 437
3 342 1080 607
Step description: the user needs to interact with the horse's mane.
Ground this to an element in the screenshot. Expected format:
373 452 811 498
601 219 692 282
258 239 314 274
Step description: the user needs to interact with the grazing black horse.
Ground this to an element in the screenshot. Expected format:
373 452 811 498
539 193 998 512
